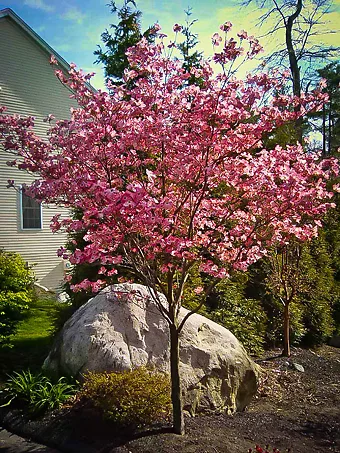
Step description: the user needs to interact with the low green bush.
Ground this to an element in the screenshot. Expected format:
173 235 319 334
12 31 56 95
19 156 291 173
79 367 171 428
0 369 76 415
0 250 35 346
206 278 267 356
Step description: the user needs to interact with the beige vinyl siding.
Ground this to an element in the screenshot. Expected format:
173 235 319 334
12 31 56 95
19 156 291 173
0 16 77 291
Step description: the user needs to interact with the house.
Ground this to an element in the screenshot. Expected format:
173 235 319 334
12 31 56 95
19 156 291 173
0 8 81 291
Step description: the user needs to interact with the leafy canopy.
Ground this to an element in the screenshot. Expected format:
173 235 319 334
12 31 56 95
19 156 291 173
0 24 338 306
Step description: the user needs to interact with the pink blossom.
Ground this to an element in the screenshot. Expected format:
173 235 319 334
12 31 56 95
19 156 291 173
193 286 204 295
107 269 117 276
319 78 327 88
57 246 67 258
212 32 223 46
49 54 58 65
220 21 232 32
152 23 161 32
173 23 182 33
237 30 248 39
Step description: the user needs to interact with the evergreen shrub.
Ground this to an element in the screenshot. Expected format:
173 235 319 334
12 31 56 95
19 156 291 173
207 278 267 356
79 367 171 427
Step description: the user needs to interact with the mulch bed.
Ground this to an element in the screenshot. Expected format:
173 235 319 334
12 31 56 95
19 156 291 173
1 345 339 453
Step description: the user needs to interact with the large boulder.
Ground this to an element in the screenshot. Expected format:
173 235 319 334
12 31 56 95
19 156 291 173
44 283 259 415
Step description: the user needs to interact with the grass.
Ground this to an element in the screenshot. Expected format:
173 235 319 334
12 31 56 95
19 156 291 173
0 294 59 380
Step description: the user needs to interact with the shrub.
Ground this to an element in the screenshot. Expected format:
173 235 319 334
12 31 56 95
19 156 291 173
246 235 337 349
0 250 35 346
79 367 171 428
206 277 267 356
299 236 336 346
0 370 76 415
181 267 267 356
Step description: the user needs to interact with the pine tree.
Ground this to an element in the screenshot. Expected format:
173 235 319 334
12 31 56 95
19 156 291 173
94 0 157 84
176 8 203 87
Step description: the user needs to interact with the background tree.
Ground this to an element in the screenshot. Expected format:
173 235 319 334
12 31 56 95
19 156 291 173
266 241 308 357
176 8 204 87
0 25 337 434
246 233 338 351
94 0 157 84
312 62 340 156
242 0 339 141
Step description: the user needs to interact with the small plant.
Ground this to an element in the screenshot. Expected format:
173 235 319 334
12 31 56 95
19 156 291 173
0 370 76 414
79 367 171 428
30 377 76 413
0 369 44 406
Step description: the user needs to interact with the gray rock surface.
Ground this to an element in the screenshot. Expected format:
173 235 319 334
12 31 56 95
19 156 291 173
44 283 259 415
291 362 305 373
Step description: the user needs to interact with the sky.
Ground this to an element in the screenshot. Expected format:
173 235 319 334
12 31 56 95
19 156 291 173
1 0 339 90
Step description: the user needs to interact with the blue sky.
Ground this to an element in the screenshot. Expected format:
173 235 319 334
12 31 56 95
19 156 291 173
1 0 339 90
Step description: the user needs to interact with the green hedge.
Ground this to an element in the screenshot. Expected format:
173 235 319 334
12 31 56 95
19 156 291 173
0 250 35 346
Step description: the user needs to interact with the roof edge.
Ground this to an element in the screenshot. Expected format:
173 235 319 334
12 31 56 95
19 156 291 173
0 8 71 72
0 8 97 92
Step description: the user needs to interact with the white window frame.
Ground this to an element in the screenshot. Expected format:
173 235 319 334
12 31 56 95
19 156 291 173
19 186 43 230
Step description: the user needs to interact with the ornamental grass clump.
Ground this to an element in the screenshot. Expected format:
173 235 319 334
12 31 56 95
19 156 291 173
0 370 77 415
79 367 171 428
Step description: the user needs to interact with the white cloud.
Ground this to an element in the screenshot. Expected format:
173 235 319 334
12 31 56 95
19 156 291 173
24 0 55 13
61 6 87 24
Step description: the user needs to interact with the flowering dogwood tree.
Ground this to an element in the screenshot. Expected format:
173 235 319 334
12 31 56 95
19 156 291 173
0 23 338 434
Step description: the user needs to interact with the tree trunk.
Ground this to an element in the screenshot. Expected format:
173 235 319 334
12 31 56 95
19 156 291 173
322 104 327 156
286 0 303 143
169 324 185 435
328 95 332 154
283 303 291 357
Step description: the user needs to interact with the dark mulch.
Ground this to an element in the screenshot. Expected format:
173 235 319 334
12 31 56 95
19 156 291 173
1 345 339 453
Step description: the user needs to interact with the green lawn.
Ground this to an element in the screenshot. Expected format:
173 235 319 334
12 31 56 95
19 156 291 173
0 294 58 380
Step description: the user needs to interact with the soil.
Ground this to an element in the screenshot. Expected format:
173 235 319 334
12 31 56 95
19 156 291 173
1 345 339 453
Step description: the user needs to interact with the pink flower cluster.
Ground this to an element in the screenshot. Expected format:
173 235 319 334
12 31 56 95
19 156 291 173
212 22 263 67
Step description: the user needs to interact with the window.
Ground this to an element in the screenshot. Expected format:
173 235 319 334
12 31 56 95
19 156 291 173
20 188 42 230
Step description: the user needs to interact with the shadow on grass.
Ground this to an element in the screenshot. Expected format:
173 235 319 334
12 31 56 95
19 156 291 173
0 335 54 380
